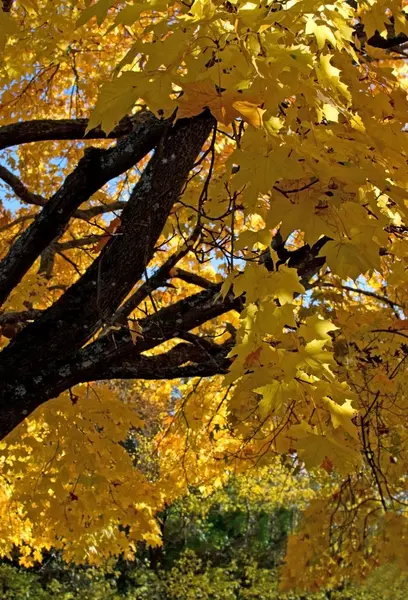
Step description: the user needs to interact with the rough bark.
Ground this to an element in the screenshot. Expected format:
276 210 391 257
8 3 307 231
0 164 127 220
0 114 145 151
0 112 165 305
0 111 216 438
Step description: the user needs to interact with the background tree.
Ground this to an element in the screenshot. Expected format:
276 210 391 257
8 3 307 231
1 0 408 590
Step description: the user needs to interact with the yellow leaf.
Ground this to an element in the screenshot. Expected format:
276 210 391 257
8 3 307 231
300 339 334 373
324 398 359 440
87 72 146 133
233 264 304 305
323 239 379 280
232 100 265 128
255 380 296 418
305 16 337 51
128 320 143 344
322 103 339 122
190 0 216 20
177 79 239 125
295 431 361 473
76 0 115 28
298 315 338 343
319 53 341 80
264 116 284 134
268 266 305 305
0 10 18 51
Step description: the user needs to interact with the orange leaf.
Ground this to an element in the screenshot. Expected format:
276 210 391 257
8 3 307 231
92 217 121 254
177 79 240 125
244 346 262 368
321 456 334 474
232 100 265 128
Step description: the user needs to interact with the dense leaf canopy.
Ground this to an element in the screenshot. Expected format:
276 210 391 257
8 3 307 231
1 0 408 590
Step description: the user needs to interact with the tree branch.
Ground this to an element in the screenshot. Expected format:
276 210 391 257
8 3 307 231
170 267 213 289
74 282 242 378
0 114 148 151
57 235 104 251
0 278 238 439
111 233 201 325
318 282 404 309
0 309 42 327
0 164 126 221
0 112 166 306
0 165 46 207
74 201 127 220
0 111 216 387
100 340 233 381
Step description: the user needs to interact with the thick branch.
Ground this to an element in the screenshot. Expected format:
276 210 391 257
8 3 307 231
0 164 126 221
0 309 42 326
0 339 232 440
57 235 104 251
0 111 216 384
74 201 127 220
0 112 166 306
97 340 232 381
73 283 242 379
0 114 146 151
0 280 238 439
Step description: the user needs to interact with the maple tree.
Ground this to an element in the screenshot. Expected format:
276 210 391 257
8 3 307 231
1 0 408 590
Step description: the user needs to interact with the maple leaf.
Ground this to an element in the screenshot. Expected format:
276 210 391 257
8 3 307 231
0 9 17 51
323 239 380 280
128 319 143 344
177 79 238 125
76 0 115 27
255 380 297 419
177 79 264 126
243 346 262 368
320 455 334 474
232 100 265 128
87 73 147 134
324 397 359 441
305 15 337 51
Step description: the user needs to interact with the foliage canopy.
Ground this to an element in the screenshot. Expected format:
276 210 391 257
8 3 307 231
1 0 408 590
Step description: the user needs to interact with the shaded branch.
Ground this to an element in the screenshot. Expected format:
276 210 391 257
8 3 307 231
0 309 42 326
0 114 148 151
0 112 166 306
111 233 201 325
57 234 104 251
171 267 213 289
76 282 243 375
102 340 233 381
0 165 46 206
0 280 239 439
0 111 216 388
0 164 126 220
74 201 127 220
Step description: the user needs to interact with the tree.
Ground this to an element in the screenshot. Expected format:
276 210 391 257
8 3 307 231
1 0 408 589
